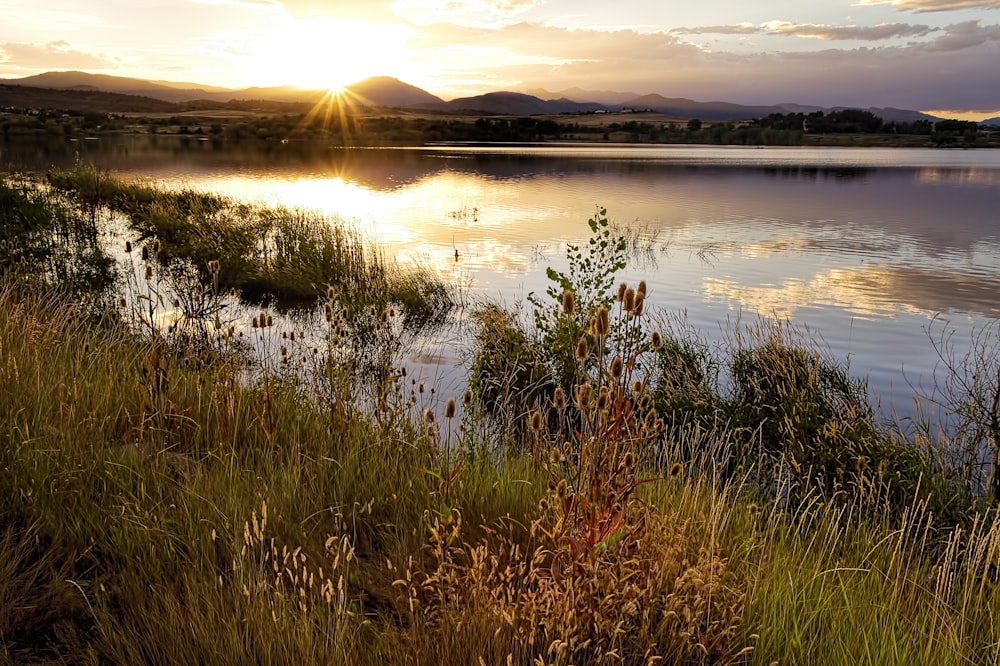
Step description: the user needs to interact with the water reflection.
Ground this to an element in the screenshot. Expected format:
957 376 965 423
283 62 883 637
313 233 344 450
4 136 1000 415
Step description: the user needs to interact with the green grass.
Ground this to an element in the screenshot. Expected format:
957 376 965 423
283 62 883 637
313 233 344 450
3 172 1000 663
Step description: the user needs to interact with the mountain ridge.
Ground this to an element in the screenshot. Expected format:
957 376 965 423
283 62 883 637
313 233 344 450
0 70 955 123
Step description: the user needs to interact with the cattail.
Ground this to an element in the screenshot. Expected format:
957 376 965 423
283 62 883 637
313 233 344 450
208 259 220 275
141 246 149 261
125 241 132 253
623 288 635 313
144 265 153 280
610 355 624 380
553 386 566 410
616 282 627 302
651 331 663 350
637 280 647 298
324 302 333 322
152 238 161 254
266 315 273 328
561 290 575 315
529 410 543 433
280 345 287 357
252 316 259 329
444 398 456 419
575 337 588 362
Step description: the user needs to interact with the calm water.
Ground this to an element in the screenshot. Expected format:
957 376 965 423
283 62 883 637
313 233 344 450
4 136 1000 422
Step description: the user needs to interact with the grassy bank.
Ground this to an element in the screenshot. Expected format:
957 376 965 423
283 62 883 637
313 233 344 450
3 172 1000 663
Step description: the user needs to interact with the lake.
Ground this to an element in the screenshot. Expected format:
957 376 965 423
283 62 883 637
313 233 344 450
4 136 1000 425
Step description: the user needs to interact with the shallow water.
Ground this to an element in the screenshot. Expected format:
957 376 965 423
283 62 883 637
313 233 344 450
5 137 1000 424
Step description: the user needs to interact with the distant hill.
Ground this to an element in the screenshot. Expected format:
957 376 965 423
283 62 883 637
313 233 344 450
0 83 179 113
0 70 959 124
527 87 639 106
344 77 443 108
422 91 604 115
983 116 1000 127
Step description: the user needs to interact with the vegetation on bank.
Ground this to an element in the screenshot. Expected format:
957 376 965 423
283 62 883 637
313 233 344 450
3 168 1000 663
4 99 999 148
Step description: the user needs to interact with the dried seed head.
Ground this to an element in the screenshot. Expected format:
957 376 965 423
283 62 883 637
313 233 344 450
252 316 259 329
561 290 575 316
669 462 683 478
651 331 663 350
596 388 610 411
610 355 624 380
463 389 472 405
144 265 153 281
423 408 435 424
266 315 273 328
125 241 132 253
444 398 456 419
327 285 336 300
594 305 610 337
574 382 593 409
632 380 643 394
141 246 149 261
623 288 635 313
637 280 647 298
152 239 161 254
575 337 588 363
616 282 627 302
119 297 127 309
529 410 543 433
552 386 566 410
632 292 645 317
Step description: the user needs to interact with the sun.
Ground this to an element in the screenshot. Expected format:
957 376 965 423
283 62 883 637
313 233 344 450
250 16 414 91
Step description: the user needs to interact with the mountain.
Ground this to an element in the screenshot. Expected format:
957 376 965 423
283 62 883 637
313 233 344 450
423 91 604 115
618 94 778 120
526 87 639 106
982 116 1000 127
343 77 443 108
0 83 179 113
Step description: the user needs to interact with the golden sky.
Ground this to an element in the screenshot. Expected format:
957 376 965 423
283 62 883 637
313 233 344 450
1 0 999 114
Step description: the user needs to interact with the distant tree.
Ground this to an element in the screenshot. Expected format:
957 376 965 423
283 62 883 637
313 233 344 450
687 118 702 131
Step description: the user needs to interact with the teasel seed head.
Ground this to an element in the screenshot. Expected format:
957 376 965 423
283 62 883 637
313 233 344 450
632 380 643 394
669 462 683 478
463 389 472 405
561 290 575 316
632 292 645 317
444 398 456 419
651 331 663 350
637 280 647 298
423 408 435 424
623 288 635 313
327 285 336 300
575 337 588 363
574 382 593 409
553 386 566 410
529 410 543 433
610 355 624 380
596 387 610 411
594 305 610 337
616 282 627 302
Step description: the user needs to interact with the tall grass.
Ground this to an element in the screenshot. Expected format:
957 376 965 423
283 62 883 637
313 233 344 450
4 185 1000 663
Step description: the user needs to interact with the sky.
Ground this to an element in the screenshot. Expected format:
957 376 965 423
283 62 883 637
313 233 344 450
1 0 999 117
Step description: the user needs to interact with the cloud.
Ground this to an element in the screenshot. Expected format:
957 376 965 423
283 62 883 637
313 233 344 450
921 19 1000 48
0 40 118 70
855 0 1000 11
393 0 540 26
221 0 399 20
674 21 938 41
413 20 1000 109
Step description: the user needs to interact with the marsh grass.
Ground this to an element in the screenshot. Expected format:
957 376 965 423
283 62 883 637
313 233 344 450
4 188 1000 663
